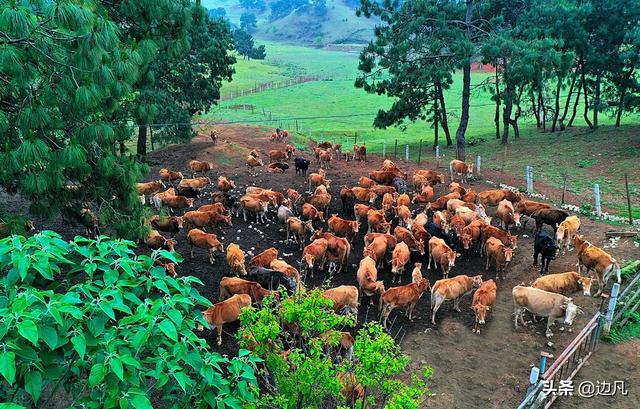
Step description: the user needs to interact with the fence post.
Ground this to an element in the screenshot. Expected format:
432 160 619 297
594 183 602 217
476 155 481 177
394 139 398 160
539 351 552 374
405 144 409 161
625 174 633 225
603 282 620 337
383 141 387 158
436 145 440 168
418 139 422 163
526 166 534 194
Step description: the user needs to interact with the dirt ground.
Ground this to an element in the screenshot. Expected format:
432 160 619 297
9 123 640 408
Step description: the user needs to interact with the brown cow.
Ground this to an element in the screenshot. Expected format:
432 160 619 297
411 263 423 283
268 149 287 163
574 235 621 296
479 189 524 207
484 237 513 280
481 225 518 251
198 294 252 345
531 271 593 296
411 223 431 245
319 150 332 169
319 330 354 361
308 193 331 215
197 203 228 215
363 236 388 269
461 219 485 252
369 170 398 185
449 182 467 195
396 205 413 229
556 215 581 255
286 217 315 248
471 279 497 334
310 230 351 274
270 259 301 283
415 169 445 186
356 256 385 307
449 160 474 183
159 168 183 181
340 186 356 215
364 232 397 252
187 229 224 264
513 286 582 338
382 193 395 217
217 176 236 192
390 242 411 283
352 187 377 204
145 230 176 252
328 214 360 243
366 209 388 234
412 185 434 205
496 199 521 233
371 184 396 197
431 275 483 325
428 236 459 278
248 247 278 268
136 180 164 196
308 171 331 192
226 243 247 276
189 160 213 176
148 215 183 237
246 155 264 175
240 196 268 223
302 238 328 278
179 177 210 189
183 210 232 230
358 176 375 188
394 226 425 255
219 277 272 304
353 204 372 224
301 203 325 223
380 279 430 329
427 192 461 212
324 285 358 316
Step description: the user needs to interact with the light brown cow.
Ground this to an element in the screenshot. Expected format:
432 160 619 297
246 155 264 175
481 225 518 251
411 263 423 283
369 170 400 185
219 277 272 303
328 214 360 243
353 204 372 224
371 184 396 197
197 203 228 215
179 177 210 189
187 229 224 264
556 215 581 255
136 180 164 195
412 174 430 191
270 259 301 283
411 223 431 245
319 150 332 169
364 232 397 252
391 242 411 283
226 243 247 276
512 286 582 338
183 210 232 230
471 279 497 334
302 238 328 278
412 185 434 205
311 230 352 274
217 176 236 192
198 294 252 345
301 203 325 223
366 209 389 234
356 256 385 308
380 279 430 329
479 189 524 207
358 176 375 188
382 193 395 217
394 226 425 255
485 237 513 280
427 192 461 212
145 230 176 251
397 193 410 208
449 160 474 183
496 199 521 232
415 169 445 186
324 285 358 316
248 247 279 268
575 235 621 296
396 205 413 229
268 149 287 163
286 217 315 248
363 236 388 269
433 210 449 233
154 196 191 215
428 237 459 278
308 193 331 215
449 182 466 195
159 168 183 181
532 271 593 296
352 187 377 204
189 160 213 176
240 196 268 223
431 275 483 325
308 171 331 192
461 219 486 251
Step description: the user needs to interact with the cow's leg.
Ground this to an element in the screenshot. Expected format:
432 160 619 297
431 296 444 325
216 324 223 346
486 255 490 271
242 208 247 222
427 252 432 270
545 318 554 338
209 249 214 264
453 297 462 313
190 245 194 259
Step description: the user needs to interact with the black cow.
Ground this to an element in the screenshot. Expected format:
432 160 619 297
175 186 201 198
392 177 407 194
294 157 311 176
245 266 297 294
531 208 569 233
533 230 558 274
425 221 457 250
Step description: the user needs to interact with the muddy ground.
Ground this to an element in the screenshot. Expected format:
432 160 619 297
9 124 640 408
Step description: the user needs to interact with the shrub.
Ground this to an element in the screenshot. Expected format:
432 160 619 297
0 231 259 408
238 289 431 408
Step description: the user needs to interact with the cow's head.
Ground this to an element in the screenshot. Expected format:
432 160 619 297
467 164 474 176
509 235 518 249
351 221 361 233
574 235 588 250
438 174 445 184
175 216 184 229
461 232 473 250
446 251 458 268
237 262 247 276
374 280 386 295
562 299 582 325
224 215 233 227
317 211 325 222
503 247 513 263
303 220 315 234
368 192 377 204
302 252 316 271
164 263 178 279
578 276 593 296
165 239 177 252
187 198 195 208
471 275 484 287
260 200 269 212
416 240 425 256
513 212 522 228
471 303 490 325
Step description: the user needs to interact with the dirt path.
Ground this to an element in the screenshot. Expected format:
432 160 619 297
11 123 639 408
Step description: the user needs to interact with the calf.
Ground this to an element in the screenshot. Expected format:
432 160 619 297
380 279 430 329
496 199 521 232
485 236 513 280
532 272 593 296
411 263 423 283
187 229 224 264
245 266 297 294
356 256 385 308
324 285 358 317
286 217 315 248
449 159 474 183
226 243 247 276
219 277 272 304
427 236 459 278
248 247 278 268
285 144 295 159
533 230 557 274
471 279 496 334
301 238 328 278
390 242 411 283
512 286 582 338
267 163 288 173
159 168 183 181
431 275 483 325
556 215 581 255
294 157 311 175
198 294 252 345
217 176 236 192
575 235 621 296
319 150 332 169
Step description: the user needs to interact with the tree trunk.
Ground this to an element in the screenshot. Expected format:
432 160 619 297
119 141 125 156
530 89 540 128
581 69 593 129
137 125 147 158
593 74 600 129
551 76 562 132
559 68 579 128
494 65 501 139
538 89 547 132
568 78 582 127
512 86 523 138
501 84 513 144
437 83 452 146
455 0 473 161
615 67 634 127
433 94 439 149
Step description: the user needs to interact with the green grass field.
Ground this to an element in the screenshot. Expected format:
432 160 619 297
208 41 639 217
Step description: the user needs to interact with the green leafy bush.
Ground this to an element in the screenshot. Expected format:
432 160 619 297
238 290 431 408
0 231 259 409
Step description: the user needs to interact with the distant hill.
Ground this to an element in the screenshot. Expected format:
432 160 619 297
202 0 376 47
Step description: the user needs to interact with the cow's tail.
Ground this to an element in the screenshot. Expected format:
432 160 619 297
449 161 454 180
614 261 621 283
430 285 436 309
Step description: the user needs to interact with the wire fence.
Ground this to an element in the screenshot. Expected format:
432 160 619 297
219 75 329 100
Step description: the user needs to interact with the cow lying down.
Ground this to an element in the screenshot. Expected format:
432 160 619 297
512 285 582 338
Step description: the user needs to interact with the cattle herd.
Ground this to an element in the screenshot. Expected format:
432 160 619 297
132 130 623 347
